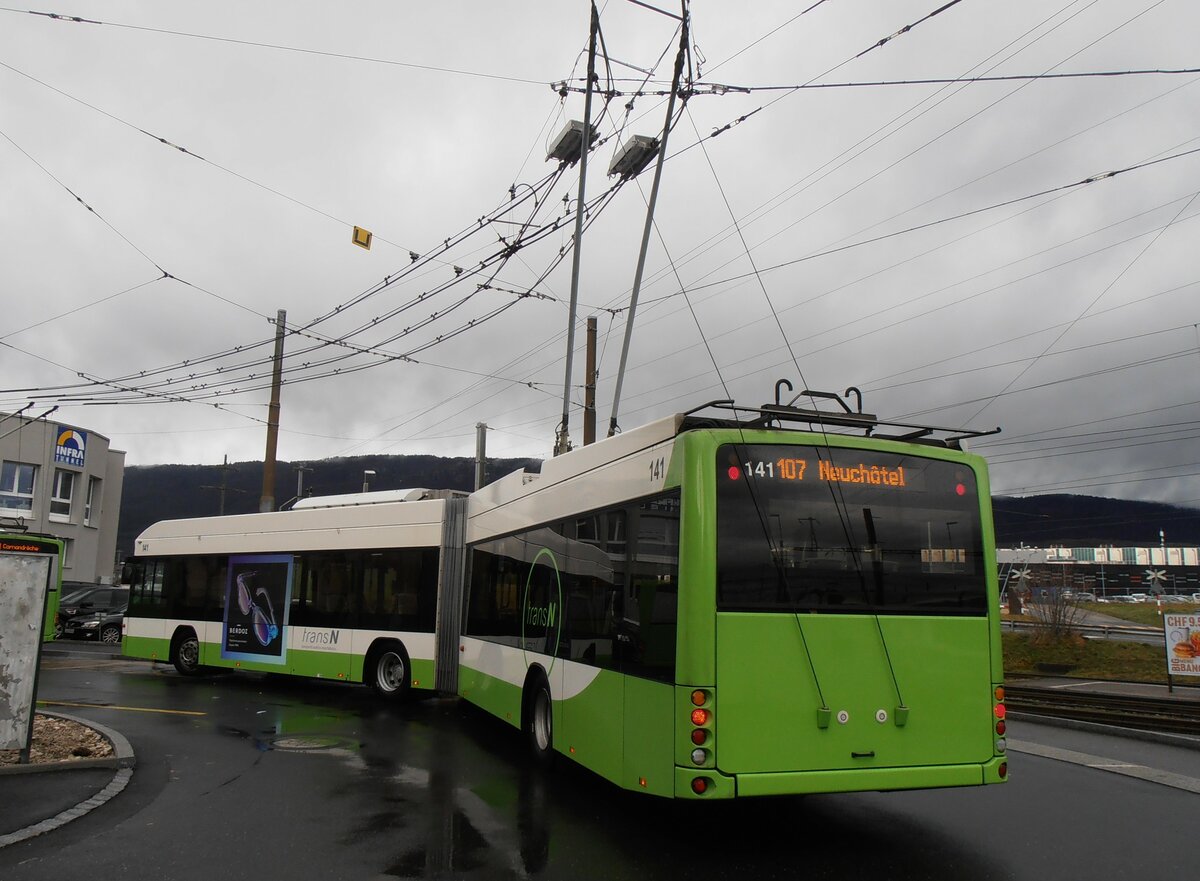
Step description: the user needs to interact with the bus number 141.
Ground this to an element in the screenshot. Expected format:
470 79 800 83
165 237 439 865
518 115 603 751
743 459 807 480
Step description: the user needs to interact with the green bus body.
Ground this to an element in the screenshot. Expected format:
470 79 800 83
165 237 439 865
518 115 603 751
1 533 64 641
124 414 1006 800
457 422 1006 799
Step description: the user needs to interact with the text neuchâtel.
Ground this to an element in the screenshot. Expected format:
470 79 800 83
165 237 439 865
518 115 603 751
818 461 906 487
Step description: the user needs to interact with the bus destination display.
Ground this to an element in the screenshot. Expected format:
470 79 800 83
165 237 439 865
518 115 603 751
728 457 909 488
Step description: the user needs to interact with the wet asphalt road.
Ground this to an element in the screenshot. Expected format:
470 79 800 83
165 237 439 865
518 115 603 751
2 649 1197 880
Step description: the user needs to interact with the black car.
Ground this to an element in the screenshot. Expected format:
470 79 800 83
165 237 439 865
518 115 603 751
56 586 129 639
60 604 126 643
61 603 127 643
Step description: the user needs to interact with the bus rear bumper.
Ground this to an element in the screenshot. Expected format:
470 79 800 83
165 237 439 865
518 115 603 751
677 757 1007 799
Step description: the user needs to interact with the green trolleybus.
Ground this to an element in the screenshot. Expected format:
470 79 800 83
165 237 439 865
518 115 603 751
0 531 64 642
125 393 1008 799
458 398 1007 799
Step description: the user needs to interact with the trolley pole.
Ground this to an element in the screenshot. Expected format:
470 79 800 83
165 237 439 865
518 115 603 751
608 4 688 436
260 309 286 512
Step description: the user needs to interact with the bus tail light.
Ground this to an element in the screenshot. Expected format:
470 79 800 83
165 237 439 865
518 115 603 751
691 777 709 795
691 728 707 746
691 708 709 726
998 762 1008 779
996 719 1006 736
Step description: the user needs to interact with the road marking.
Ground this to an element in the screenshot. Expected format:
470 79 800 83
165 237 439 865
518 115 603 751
1009 740 1200 794
41 660 136 671
1047 681 1109 690
38 700 206 717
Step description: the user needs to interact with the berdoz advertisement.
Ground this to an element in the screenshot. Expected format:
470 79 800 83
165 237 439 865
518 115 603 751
222 554 293 665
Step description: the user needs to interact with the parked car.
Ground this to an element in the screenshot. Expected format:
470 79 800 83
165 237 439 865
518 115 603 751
1104 595 1139 604
1069 592 1097 603
56 586 129 639
60 602 126 644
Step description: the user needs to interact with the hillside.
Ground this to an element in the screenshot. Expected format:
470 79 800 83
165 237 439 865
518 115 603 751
117 454 539 555
117 457 1200 557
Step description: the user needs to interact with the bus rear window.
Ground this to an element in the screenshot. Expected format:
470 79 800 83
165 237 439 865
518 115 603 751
716 444 987 616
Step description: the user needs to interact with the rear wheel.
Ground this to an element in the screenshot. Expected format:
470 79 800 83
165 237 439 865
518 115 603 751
172 631 202 676
370 643 410 700
100 625 122 645
523 678 553 762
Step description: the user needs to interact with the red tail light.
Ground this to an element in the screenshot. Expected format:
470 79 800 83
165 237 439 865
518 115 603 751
691 777 709 795
691 708 710 726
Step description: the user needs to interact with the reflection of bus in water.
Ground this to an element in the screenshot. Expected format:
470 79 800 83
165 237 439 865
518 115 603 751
126 394 1007 799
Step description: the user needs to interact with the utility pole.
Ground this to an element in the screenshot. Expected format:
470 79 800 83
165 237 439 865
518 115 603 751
259 309 286 513
608 3 688 437
200 455 232 515
584 316 597 445
475 423 488 490
555 1 599 457
295 463 311 501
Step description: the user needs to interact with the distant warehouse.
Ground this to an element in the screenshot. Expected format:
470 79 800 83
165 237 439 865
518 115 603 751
997 544 1200 596
0 411 125 584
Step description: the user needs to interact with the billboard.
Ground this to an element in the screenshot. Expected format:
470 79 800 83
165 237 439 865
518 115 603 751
222 555 292 666
1164 613 1200 678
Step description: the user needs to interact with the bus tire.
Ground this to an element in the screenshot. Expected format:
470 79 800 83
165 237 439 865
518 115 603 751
368 641 410 700
522 673 553 764
171 629 203 677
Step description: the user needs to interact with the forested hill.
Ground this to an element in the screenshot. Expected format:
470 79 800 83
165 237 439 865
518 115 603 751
990 494 1200 548
117 456 1200 556
117 454 539 555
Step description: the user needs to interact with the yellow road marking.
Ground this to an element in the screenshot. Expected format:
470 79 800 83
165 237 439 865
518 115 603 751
38 700 206 717
42 660 134 671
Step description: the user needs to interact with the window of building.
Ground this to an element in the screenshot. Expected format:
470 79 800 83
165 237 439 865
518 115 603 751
0 461 37 513
50 469 76 522
62 537 73 568
84 477 102 526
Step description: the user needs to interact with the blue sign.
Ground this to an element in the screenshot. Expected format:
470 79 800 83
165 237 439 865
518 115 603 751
54 427 86 468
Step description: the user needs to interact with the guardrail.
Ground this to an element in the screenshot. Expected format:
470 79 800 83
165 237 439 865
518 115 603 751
1006 684 1200 735
1001 619 1162 641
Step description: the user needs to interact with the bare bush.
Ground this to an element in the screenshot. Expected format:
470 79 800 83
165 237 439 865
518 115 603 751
1027 589 1084 644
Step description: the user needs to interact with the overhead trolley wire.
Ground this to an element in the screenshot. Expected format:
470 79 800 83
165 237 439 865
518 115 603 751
0 7 549 86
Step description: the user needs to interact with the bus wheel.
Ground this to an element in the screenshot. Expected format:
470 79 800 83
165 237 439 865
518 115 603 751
370 643 410 700
523 678 553 762
100 625 122 645
172 630 202 677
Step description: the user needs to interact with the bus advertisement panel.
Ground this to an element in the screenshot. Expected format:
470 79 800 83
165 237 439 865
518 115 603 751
222 554 292 665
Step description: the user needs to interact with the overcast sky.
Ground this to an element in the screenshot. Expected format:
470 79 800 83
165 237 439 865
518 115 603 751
2 0 1198 508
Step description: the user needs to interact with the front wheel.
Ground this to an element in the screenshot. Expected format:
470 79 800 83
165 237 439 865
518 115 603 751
371 646 409 700
100 625 122 645
173 632 202 676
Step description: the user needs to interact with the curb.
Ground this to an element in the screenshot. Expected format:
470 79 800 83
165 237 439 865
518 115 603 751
0 711 136 849
1010 711 1200 751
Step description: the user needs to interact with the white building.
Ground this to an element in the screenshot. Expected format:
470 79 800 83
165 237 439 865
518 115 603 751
0 411 125 584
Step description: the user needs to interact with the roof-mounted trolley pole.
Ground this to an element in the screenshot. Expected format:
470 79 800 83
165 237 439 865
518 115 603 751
608 2 688 438
555 2 599 457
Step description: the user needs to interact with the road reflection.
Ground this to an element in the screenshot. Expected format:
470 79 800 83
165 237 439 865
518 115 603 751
122 668 999 879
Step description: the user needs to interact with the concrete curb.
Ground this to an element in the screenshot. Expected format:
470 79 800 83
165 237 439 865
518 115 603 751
1010 711 1200 751
0 711 136 849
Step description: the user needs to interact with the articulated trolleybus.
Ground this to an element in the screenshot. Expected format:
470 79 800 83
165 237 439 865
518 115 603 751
126 390 1008 800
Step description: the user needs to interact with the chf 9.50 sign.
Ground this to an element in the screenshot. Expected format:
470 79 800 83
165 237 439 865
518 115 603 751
1164 613 1200 677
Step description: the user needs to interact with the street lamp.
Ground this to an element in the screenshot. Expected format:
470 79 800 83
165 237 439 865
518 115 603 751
362 470 375 493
